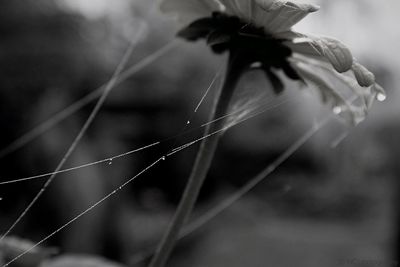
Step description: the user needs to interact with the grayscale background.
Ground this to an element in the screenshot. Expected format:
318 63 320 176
0 1 399 266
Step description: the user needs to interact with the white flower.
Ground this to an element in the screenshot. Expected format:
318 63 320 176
160 0 386 124
161 0 318 32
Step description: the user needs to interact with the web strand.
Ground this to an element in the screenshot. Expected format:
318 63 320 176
183 118 331 234
201 96 289 128
0 41 177 160
167 65 223 157
181 96 360 241
0 142 161 185
0 90 292 267
0 95 290 185
0 28 144 243
129 100 360 267
129 116 332 265
0 156 165 267
3 94 358 267
194 67 222 113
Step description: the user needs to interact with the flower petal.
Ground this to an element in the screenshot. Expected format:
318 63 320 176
292 60 367 125
275 30 304 40
288 36 353 73
351 62 376 87
160 0 222 24
291 54 377 108
219 0 258 21
373 83 385 95
285 40 323 57
252 1 276 28
315 37 353 73
255 0 276 10
254 0 319 33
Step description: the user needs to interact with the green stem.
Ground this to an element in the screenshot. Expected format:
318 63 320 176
148 53 243 267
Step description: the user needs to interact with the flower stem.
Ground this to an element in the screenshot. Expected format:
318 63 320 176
148 53 243 267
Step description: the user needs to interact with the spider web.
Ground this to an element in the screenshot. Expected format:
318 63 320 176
0 13 342 267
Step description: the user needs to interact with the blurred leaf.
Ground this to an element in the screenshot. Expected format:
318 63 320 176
40 255 125 267
0 236 57 267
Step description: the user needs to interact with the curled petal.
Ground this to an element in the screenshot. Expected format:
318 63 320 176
160 0 222 24
351 62 376 87
290 37 354 73
315 37 353 73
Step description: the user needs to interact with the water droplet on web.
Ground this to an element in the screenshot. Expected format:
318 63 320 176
161 156 166 161
333 106 342 114
108 159 113 165
377 93 386 102
186 120 191 125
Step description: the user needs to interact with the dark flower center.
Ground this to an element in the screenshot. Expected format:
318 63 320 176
178 12 302 94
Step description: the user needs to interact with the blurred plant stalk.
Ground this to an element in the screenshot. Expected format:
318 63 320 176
149 53 245 267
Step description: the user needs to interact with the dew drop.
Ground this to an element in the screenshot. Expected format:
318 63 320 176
333 106 342 114
377 93 386 102
108 159 113 165
161 156 166 161
186 120 191 125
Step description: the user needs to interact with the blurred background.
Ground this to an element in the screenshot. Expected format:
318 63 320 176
0 0 399 266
